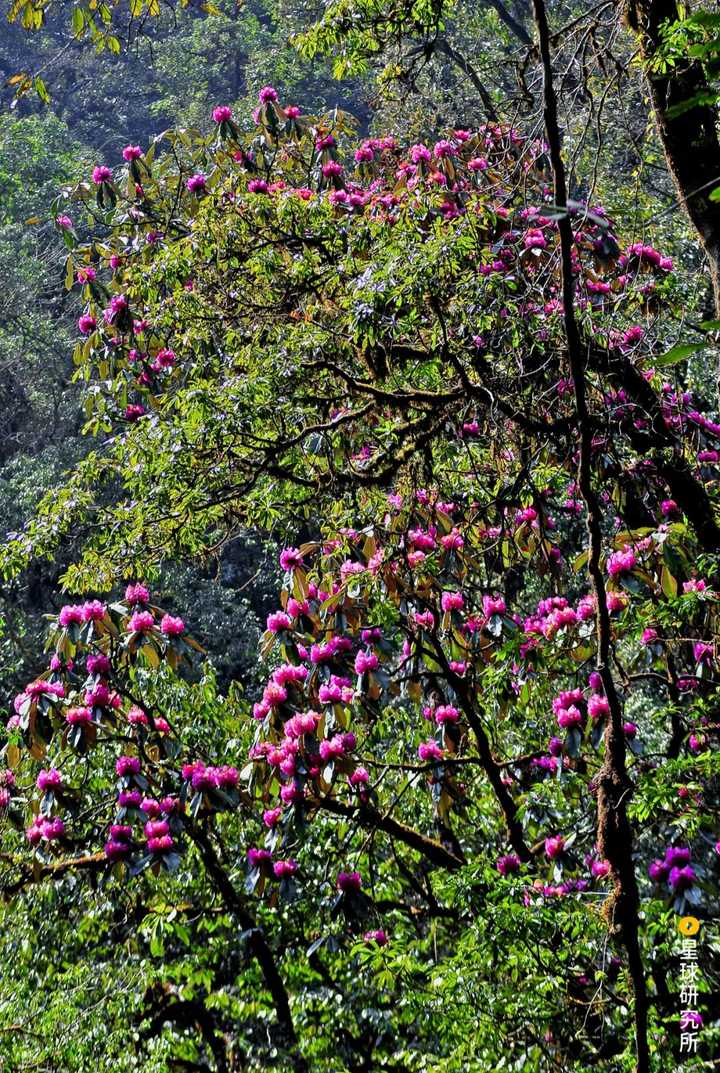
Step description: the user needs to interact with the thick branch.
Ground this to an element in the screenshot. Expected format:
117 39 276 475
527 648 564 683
310 794 464 870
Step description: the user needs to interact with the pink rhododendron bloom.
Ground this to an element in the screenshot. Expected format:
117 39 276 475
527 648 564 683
26 821 43 846
354 649 379 674
85 684 110 707
160 614 185 636
123 145 142 161
128 610 154 633
434 704 460 725
118 789 141 807
82 600 106 622
337 870 362 892
606 592 627 613
273 859 298 878
688 733 707 753
263 808 282 828
116 755 141 777
683 579 707 593
125 582 150 604
280 783 304 805
497 854 521 875
441 591 464 612
622 325 644 346
144 819 169 839
37 768 62 792
557 705 583 729
483 594 506 617
212 106 232 123
279 547 303 571
410 144 431 164
669 864 695 892
56 214 73 229
267 611 293 633
544 836 565 859
548 737 563 757
148 835 174 853
588 694 610 720
186 174 206 193
127 706 148 726
322 160 343 178
92 165 112 184
59 604 84 627
607 546 636 577
248 847 272 868
66 706 92 725
258 85 278 104
417 740 443 761
363 929 387 945
105 839 131 860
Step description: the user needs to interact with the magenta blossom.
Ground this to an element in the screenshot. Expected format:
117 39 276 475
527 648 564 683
337 870 362 892
544 836 565 860
125 582 150 604
128 610 154 633
496 854 521 876
441 591 464 612
279 547 304 571
363 929 387 945
354 649 379 674
116 755 141 777
160 614 185 636
186 174 206 193
607 546 636 578
273 859 298 878
418 740 443 761
37 768 63 792
248 847 272 868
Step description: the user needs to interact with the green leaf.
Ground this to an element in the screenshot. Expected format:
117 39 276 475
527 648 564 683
33 75 50 104
655 343 703 366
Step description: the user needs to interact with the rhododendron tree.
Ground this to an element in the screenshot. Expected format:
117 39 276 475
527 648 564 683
2 44 720 1073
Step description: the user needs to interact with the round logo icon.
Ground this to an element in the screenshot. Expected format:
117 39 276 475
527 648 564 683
679 915 700 936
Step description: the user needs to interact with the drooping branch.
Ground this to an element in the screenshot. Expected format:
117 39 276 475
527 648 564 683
434 39 500 120
530 2 650 1071
485 0 533 45
310 794 464 870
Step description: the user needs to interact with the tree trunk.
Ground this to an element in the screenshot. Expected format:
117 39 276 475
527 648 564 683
633 0 720 314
